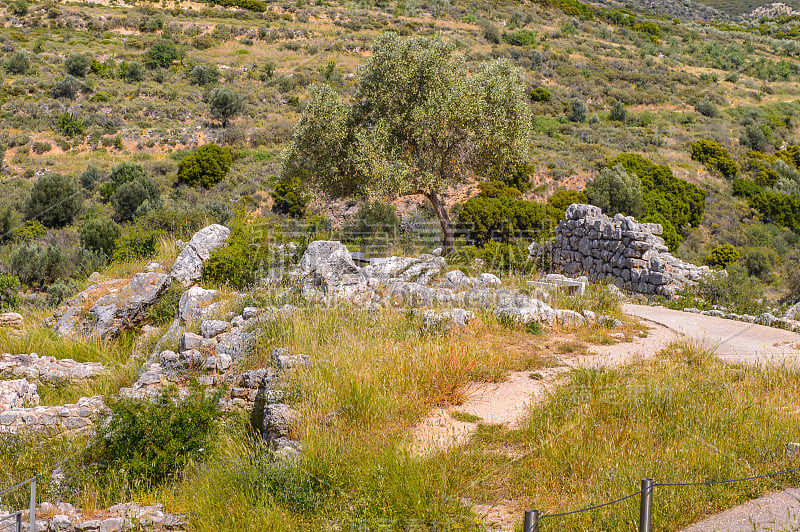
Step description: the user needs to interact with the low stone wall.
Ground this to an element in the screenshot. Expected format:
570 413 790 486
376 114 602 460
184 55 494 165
9 501 186 532
551 204 711 296
0 353 105 382
0 378 38 410
0 396 104 434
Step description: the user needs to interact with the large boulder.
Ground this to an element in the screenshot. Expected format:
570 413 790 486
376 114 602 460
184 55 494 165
295 241 370 300
178 286 219 322
54 273 171 339
170 224 231 286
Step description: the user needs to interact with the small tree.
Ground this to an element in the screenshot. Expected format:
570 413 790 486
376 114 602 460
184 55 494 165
530 86 552 102
4 52 29 74
111 177 160 222
189 64 219 86
144 41 181 69
80 218 121 257
280 33 531 252
177 144 232 188
125 61 146 82
52 75 82 99
25 173 83 228
706 243 739 269
271 176 308 218
57 112 85 137
568 98 587 122
694 97 719 118
100 161 148 200
586 164 643 218
65 53 91 77
609 100 627 122
208 88 244 127
690 139 738 178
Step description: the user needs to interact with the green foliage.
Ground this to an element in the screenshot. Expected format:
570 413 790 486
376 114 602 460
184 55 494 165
785 251 800 300
189 64 219 86
706 243 739 268
146 283 183 325
0 206 20 243
89 389 219 488
124 61 145 83
11 220 46 242
211 0 266 11
451 241 533 273
80 166 105 190
586 164 643 218
10 0 28 16
530 86 552 102
25 173 82 228
57 112 85 138
478 20 501 44
64 53 91 77
177 144 232 188
733 178 800 231
690 139 738 178
740 124 770 152
112 226 163 262
504 29 536 46
45 279 79 307
52 75 82 99
695 97 719 118
202 217 276 289
343 200 401 244
271 176 308 218
547 189 588 212
0 275 21 310
740 246 778 281
607 154 707 250
80 218 121 257
697 264 765 315
101 162 148 200
4 52 30 74
10 243 70 287
208 87 244 127
609 100 627 122
111 176 160 222
144 41 181 69
568 98 587 122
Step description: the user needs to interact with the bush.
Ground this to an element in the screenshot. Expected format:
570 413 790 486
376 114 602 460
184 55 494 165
785 251 800 300
568 98 587 122
202 217 276 289
111 176 160 222
31 141 51 155
10 243 70 287
740 124 770 152
547 189 588 212
146 283 183 325
706 243 739 268
64 53 91 77
504 29 537 47
124 61 145 83
478 20 501 44
25 173 82 228
271 176 308 218
740 246 778 280
694 97 719 118
80 218 121 257
697 265 765 315
343 200 400 244
9 0 28 16
45 278 79 307
530 86 552 102
101 162 149 200
189 64 219 86
89 389 219 488
144 41 181 69
112 226 163 262
586 164 643 218
177 144 232 188
57 112 85 138
4 52 29 74
732 178 800 231
11 220 46 242
690 139 738 178
52 75 82 99
208 88 245 127
609 100 627 122
80 166 105 189
0 275 20 310
451 241 533 273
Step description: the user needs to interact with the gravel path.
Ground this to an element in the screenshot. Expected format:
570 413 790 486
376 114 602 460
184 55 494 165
681 488 800 532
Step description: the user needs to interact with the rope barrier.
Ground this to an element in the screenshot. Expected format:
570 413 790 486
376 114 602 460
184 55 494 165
656 465 800 487
539 488 643 519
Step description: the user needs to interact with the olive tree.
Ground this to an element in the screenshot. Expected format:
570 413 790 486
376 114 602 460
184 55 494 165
586 164 643 218
280 33 531 252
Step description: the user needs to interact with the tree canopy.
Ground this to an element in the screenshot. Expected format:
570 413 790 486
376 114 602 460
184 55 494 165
280 32 532 251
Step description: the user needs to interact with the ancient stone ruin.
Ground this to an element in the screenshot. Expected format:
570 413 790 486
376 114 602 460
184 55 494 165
551 204 711 296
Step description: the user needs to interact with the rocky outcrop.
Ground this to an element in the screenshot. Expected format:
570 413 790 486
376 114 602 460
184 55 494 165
0 353 105 382
551 204 711 297
170 224 230 286
12 501 187 532
53 273 171 339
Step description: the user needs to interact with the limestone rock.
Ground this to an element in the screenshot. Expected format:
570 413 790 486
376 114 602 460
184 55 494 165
260 403 298 442
178 287 219 322
170 224 231 287
0 312 23 329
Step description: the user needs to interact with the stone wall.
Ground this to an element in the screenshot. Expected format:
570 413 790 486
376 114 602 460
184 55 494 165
0 395 104 434
0 353 105 382
551 204 710 296
8 501 187 532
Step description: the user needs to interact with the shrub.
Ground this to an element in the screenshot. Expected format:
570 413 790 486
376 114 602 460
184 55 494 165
697 265 765 315
609 100 627 122
57 112 85 138
10 243 70 287
478 20 501 44
101 162 148 200
144 41 181 69
45 279 79 307
89 389 219 488
111 176 160 222
343 200 401 244
740 246 778 280
189 64 219 86
690 139 738 178
202 217 276 289
586 164 643 218
52 75 82 99
694 97 719 118
4 52 29 74
706 243 739 268
124 61 145 83
530 86 552 102
504 29 537 47
31 141 51 155
271 176 308 218
568 98 587 122
785 251 800 300
146 283 183 325
11 220 46 242
25 173 82 228
203 200 235 225
0 275 21 310
547 189 588 212
740 124 770 152
732 178 800 231
80 218 121 257
457 187 556 245
64 53 91 77
177 144 232 188
80 166 105 189
112 226 163 262
208 87 244 127
9 0 28 16
451 241 533 273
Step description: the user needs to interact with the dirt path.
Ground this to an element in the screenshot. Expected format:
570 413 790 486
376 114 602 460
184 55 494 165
681 488 800 532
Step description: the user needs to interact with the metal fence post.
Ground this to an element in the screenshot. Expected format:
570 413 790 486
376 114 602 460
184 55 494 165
523 509 539 532
639 478 654 532
28 478 36 532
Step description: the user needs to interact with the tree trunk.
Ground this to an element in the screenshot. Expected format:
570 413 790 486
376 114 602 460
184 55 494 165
426 191 454 255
